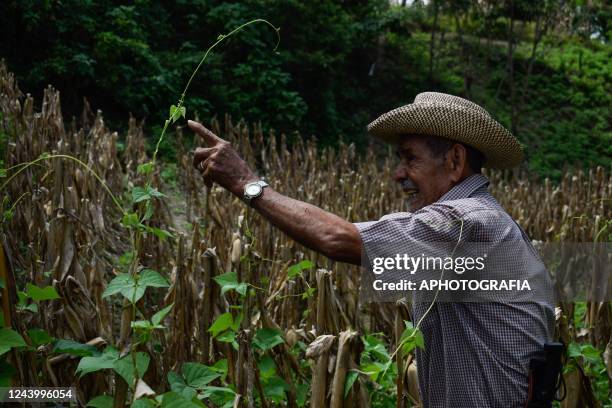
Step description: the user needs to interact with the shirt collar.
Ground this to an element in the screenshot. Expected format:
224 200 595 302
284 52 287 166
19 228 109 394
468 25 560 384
437 173 490 203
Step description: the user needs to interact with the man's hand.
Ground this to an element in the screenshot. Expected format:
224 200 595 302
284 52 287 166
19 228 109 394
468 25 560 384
189 120 258 196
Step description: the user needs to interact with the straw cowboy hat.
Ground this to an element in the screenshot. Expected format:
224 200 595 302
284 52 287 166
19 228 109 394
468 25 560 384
367 92 524 169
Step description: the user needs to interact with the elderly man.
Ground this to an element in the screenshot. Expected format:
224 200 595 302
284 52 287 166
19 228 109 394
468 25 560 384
190 92 555 407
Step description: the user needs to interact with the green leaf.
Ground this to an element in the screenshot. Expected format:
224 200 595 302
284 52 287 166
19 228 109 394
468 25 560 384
208 313 234 338
252 328 284 351
567 342 581 358
132 186 166 204
287 260 314 279
0 328 27 355
257 355 276 380
0 360 16 387
121 213 140 228
296 382 308 407
131 320 153 331
27 328 54 347
24 303 38 313
152 304 174 326
168 371 196 400
76 346 119 378
113 352 150 389
210 359 228 380
26 283 60 301
119 251 134 268
362 334 390 361
160 391 203 408
344 370 359 397
103 270 167 303
579 344 602 365
149 227 174 241
137 162 154 175
169 105 186 124
142 202 154 222
360 361 389 382
201 386 236 407
216 330 235 343
301 287 316 300
182 362 220 388
399 322 424 355
132 398 156 408
213 272 247 296
262 375 289 402
229 312 243 332
102 274 135 298
87 395 114 408
139 269 170 289
53 339 99 357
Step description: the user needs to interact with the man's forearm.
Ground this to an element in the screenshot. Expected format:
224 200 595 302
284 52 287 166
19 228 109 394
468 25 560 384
250 187 362 265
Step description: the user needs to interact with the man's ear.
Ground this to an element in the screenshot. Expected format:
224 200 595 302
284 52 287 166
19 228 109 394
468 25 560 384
445 144 467 182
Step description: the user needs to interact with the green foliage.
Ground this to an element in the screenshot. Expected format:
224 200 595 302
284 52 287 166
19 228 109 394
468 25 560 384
1 1 608 172
25 283 60 301
113 352 150 389
169 105 186 123
103 269 169 303
213 271 248 296
168 362 221 400
87 395 114 408
398 321 424 356
344 370 359 397
52 339 99 357
566 342 610 404
131 185 166 204
359 334 397 407
160 391 206 408
252 328 285 351
76 346 119 378
0 359 15 387
200 386 236 408
208 312 242 341
132 398 156 408
287 259 314 279
27 328 53 347
87 395 113 408
132 304 173 343
0 328 27 355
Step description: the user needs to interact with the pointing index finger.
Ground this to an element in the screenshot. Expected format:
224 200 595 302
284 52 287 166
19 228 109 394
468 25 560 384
188 120 225 146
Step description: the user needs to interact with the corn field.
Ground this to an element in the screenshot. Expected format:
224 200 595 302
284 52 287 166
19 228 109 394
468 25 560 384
0 62 610 408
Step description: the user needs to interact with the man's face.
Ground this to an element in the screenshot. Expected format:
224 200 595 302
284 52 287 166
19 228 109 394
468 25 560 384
393 135 455 211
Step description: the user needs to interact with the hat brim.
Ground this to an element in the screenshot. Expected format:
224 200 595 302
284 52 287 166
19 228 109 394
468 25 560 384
367 102 524 169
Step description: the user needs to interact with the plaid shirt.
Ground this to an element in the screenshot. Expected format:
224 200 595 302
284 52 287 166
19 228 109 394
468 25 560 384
354 174 555 408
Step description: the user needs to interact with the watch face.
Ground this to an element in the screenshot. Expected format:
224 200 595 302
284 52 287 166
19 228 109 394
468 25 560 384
246 184 262 196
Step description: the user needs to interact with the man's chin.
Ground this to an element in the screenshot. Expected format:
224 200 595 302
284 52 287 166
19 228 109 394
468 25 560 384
406 198 424 212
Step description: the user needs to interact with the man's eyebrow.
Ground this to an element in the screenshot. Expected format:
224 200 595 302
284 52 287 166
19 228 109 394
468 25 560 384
397 146 414 156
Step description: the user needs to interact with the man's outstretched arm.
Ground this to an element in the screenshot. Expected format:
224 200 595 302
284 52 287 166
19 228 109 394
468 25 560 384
189 120 362 265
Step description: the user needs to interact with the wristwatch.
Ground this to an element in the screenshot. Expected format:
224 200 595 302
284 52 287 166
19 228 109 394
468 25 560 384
243 180 268 205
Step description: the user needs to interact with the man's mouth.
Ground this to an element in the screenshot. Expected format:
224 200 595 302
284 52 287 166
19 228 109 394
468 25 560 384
400 179 419 199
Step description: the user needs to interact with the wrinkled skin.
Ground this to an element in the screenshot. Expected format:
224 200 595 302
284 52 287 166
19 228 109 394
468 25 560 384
190 120 258 195
393 134 473 212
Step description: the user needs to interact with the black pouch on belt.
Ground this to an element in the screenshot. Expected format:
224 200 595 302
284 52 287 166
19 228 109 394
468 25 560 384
525 342 565 408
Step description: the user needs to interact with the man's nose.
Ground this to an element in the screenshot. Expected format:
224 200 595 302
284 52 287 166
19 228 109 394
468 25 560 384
393 166 406 182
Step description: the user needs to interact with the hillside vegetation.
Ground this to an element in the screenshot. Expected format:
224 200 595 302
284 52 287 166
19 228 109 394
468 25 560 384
0 0 610 178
